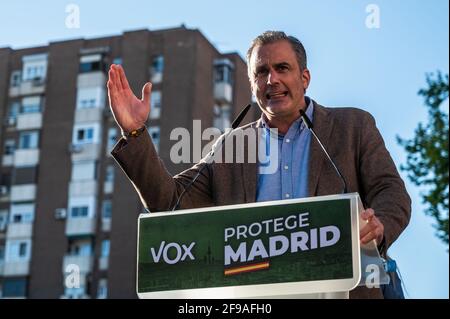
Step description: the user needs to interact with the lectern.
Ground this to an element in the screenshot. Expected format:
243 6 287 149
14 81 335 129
136 193 388 299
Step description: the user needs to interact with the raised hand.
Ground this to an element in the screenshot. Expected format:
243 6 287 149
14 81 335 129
107 64 152 133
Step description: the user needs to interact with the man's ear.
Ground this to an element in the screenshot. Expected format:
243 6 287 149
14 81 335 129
302 68 311 91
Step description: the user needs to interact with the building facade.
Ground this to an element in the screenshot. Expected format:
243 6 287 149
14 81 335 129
0 26 256 298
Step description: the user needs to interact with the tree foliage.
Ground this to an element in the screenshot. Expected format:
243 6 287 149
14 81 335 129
397 71 449 245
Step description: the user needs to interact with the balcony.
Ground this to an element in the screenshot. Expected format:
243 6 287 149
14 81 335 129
74 107 103 123
16 112 42 130
3 260 30 276
65 217 96 237
10 184 36 202
101 218 111 232
103 180 113 194
214 82 233 104
2 154 14 166
9 78 45 97
13 149 40 167
70 143 101 162
77 72 106 88
6 223 33 239
63 255 93 274
69 180 98 197
98 256 109 271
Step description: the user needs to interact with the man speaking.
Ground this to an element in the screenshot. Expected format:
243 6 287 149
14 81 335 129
107 31 411 298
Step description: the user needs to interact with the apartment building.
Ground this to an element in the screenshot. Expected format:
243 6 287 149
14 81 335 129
0 26 255 298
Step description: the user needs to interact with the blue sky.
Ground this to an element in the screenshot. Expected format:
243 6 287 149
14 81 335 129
1 0 448 298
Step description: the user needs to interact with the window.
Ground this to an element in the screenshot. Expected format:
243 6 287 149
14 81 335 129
8 102 20 120
22 53 48 82
105 165 114 183
107 128 118 150
68 197 95 219
4 139 15 155
148 126 160 153
101 200 112 219
150 91 162 119
71 161 97 181
97 279 108 299
79 54 104 73
19 131 39 149
2 278 27 298
72 124 100 145
76 87 105 109
64 286 86 299
70 206 89 218
0 210 8 231
101 240 110 257
0 245 4 260
21 96 42 113
68 239 92 256
214 59 234 84
5 239 31 262
150 55 164 83
10 70 21 87
10 204 35 224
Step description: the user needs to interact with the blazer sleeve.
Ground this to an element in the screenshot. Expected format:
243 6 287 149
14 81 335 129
358 112 412 254
111 131 214 212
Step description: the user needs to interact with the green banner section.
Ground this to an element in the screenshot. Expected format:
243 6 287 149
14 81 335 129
138 199 353 293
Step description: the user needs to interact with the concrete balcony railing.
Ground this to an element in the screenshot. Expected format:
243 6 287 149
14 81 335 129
2 154 14 167
70 143 101 162
10 184 36 202
74 107 103 124
16 112 42 130
98 256 109 271
3 260 30 276
77 72 106 88
101 218 111 232
214 82 233 104
65 217 96 237
13 149 40 167
63 255 93 274
103 181 113 194
9 79 46 97
69 180 98 197
6 222 33 239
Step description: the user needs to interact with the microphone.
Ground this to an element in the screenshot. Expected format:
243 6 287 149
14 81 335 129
299 108 348 194
171 104 253 211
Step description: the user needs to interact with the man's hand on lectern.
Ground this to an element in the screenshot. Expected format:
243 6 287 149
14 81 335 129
107 64 152 133
359 208 385 245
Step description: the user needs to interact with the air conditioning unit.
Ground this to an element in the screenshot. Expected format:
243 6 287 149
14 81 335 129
0 185 9 196
69 143 84 153
55 208 67 220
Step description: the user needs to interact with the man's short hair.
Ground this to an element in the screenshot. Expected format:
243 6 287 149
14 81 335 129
246 31 308 76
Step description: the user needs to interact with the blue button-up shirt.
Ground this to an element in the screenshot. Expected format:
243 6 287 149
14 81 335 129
256 98 314 202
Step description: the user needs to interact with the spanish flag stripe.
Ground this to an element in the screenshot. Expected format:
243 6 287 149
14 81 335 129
224 261 270 276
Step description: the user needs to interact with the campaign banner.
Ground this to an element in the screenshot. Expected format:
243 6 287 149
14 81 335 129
137 193 361 298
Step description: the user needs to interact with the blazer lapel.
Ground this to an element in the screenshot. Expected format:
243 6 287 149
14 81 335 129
242 123 260 203
308 102 334 196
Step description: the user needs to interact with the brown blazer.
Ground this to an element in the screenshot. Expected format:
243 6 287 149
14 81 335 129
112 101 411 299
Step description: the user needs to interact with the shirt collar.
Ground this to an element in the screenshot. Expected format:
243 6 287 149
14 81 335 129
259 96 314 136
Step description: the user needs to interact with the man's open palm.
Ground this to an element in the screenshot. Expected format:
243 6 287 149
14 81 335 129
107 64 152 133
